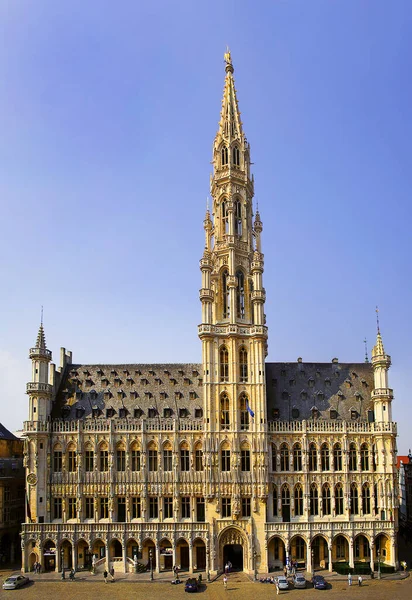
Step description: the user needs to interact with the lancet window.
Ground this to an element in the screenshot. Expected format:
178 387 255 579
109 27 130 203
222 270 230 318
221 201 229 234
333 443 342 471
360 443 369 471
294 484 303 516
239 392 249 430
233 145 240 167
239 346 248 382
335 483 344 515
321 443 330 471
310 484 319 515
309 443 317 471
220 393 230 430
234 199 242 235
350 483 359 514
219 346 229 382
280 443 289 471
349 443 357 471
362 483 371 514
293 443 302 471
236 270 245 319
221 146 228 166
322 484 331 515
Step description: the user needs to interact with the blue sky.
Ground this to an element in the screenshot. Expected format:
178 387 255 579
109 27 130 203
1 1 411 453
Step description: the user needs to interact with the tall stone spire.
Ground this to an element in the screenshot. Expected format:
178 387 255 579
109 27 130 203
216 48 244 145
36 323 46 350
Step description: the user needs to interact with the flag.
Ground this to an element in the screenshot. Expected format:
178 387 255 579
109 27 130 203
246 400 255 418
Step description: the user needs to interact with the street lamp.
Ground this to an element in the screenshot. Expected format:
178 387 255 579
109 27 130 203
61 548 65 579
149 549 153 581
377 550 381 580
206 549 210 582
254 550 257 581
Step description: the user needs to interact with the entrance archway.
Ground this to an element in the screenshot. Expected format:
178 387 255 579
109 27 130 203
223 544 243 570
219 527 247 573
268 536 286 571
43 540 56 572
311 535 328 569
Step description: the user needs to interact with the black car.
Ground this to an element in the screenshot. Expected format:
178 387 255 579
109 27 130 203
185 578 199 592
312 575 328 589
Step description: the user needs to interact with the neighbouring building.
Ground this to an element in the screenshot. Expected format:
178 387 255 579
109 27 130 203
0 423 25 565
21 52 399 576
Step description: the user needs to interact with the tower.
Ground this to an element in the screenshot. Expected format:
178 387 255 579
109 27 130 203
198 51 268 561
25 322 52 524
371 327 393 423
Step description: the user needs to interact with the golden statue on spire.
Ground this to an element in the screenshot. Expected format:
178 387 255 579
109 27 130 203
224 47 232 66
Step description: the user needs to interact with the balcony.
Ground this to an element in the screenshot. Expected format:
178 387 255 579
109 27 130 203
26 382 52 395
29 347 52 360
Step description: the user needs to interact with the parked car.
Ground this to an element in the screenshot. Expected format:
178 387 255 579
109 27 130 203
293 574 307 588
185 577 199 592
276 576 289 590
2 575 30 590
312 575 327 589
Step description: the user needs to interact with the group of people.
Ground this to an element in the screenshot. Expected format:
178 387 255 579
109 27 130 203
33 561 41 574
224 561 232 574
348 573 363 586
103 567 115 583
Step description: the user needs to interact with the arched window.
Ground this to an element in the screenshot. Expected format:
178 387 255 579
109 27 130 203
239 347 248 382
294 484 303 516
293 444 302 471
221 443 231 471
163 442 172 472
236 270 245 319
221 201 229 234
349 443 357 471
333 443 342 471
195 443 203 471
362 483 371 514
309 443 317 471
240 443 250 471
221 146 228 166
280 443 289 471
281 484 290 522
220 393 230 430
239 393 249 430
350 483 359 514
234 200 242 235
99 443 108 472
273 485 278 517
222 270 230 318
335 483 344 515
322 484 331 515
310 484 319 515
233 146 240 167
220 346 229 382
67 443 76 472
180 442 190 472
271 444 277 472
148 443 158 472
321 443 330 471
360 443 369 471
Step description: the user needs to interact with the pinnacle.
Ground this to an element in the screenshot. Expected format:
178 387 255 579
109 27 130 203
36 323 47 349
371 330 385 358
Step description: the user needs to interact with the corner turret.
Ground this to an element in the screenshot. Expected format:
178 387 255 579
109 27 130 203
371 326 393 422
26 321 52 422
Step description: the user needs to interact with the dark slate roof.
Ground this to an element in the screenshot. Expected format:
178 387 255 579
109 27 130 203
0 422 19 440
266 361 374 421
52 363 204 420
52 361 375 422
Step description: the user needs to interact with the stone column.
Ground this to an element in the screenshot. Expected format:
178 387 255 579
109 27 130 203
123 542 127 573
349 538 354 569
172 543 177 570
369 541 374 574
155 542 160 574
72 543 77 571
306 541 312 575
328 544 332 572
105 539 110 570
189 541 193 573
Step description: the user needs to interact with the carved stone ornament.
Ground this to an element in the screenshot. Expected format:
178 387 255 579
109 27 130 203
27 472 38 486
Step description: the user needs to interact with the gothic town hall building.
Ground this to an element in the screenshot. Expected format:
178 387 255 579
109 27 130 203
21 53 399 576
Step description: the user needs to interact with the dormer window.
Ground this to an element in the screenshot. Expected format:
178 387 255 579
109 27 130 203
148 408 157 418
111 370 117 376
300 390 307 400
96 368 104 376
170 377 177 385
106 407 116 418
183 377 191 385
272 408 280 420
163 407 173 418
233 146 240 167
308 377 315 388
351 409 358 420
325 378 331 387
330 409 338 420
179 408 188 418
281 390 289 400
130 390 139 399
155 377 162 384
160 391 168 399
149 369 155 375
189 391 197 400
175 391 182 400
119 407 128 418
178 369 184 376
192 370 199 377
291 407 299 419
221 146 228 166
195 408 203 419
134 408 143 418
92 406 101 418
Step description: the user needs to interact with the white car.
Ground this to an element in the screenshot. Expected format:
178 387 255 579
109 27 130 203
2 575 30 590
276 576 289 590
293 574 307 589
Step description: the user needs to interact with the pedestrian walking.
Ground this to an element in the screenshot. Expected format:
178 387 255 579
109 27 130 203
104 569 108 583
348 572 352 586
69 568 75 581
276 580 280 595
358 575 362 587
223 575 228 590
225 563 229 574
110 566 115 582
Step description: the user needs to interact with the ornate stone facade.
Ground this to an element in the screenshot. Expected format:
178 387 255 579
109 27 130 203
21 53 398 576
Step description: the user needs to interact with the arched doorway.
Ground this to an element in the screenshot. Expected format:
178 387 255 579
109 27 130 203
311 535 328 569
110 538 122 567
193 538 206 571
92 538 106 561
159 538 173 571
290 535 307 568
142 539 156 570
60 539 73 570
43 540 57 572
354 534 370 564
374 533 391 567
219 527 247 572
77 539 91 570
332 534 349 564
176 538 189 571
268 536 286 571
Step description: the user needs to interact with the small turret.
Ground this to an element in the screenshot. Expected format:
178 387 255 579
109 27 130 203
371 319 393 423
26 321 52 422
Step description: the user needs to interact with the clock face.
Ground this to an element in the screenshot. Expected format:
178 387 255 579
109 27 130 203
27 472 38 486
